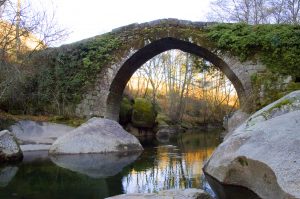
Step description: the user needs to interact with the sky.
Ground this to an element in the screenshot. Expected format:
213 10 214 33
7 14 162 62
28 0 213 46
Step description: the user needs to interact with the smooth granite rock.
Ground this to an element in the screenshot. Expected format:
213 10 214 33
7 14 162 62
204 90 300 199
49 118 143 154
0 130 23 162
227 110 250 133
10 120 74 145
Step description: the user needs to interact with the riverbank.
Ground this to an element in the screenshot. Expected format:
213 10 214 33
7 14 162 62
0 110 85 130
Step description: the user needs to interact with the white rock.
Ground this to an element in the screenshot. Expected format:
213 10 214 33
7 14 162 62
10 120 74 145
0 130 23 162
204 90 300 199
49 118 143 154
227 110 250 132
20 144 51 152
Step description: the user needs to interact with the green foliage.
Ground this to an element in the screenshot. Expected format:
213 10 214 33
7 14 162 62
2 22 300 117
251 72 300 109
15 34 122 115
207 23 300 77
48 116 85 127
155 113 172 127
119 97 133 125
0 119 15 131
269 99 292 112
237 156 249 167
132 98 156 128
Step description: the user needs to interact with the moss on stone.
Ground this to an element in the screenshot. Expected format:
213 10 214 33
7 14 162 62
132 98 156 128
269 99 292 112
237 156 249 167
48 116 85 127
9 20 300 117
155 113 172 127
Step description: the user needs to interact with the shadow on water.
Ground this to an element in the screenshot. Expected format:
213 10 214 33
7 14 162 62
0 128 261 199
204 173 262 199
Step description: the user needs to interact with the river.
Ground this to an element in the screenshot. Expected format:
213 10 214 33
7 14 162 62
0 129 221 199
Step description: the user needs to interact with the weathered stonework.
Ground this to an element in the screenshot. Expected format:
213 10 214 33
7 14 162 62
73 19 266 120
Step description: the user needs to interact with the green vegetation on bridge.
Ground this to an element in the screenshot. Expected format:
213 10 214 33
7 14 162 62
1 22 300 116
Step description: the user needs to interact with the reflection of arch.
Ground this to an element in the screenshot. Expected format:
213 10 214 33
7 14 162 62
105 37 246 120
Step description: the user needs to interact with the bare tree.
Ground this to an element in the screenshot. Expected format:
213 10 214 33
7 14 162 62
0 0 68 105
287 0 300 24
269 0 288 23
209 0 300 24
125 50 239 124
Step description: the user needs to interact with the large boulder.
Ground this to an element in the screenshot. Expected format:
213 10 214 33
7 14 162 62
204 90 300 199
156 126 177 140
10 120 74 144
0 130 23 162
10 120 74 151
131 98 156 128
156 125 183 142
106 189 212 199
49 118 143 154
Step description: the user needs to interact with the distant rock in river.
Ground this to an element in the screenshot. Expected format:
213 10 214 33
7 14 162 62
0 130 23 163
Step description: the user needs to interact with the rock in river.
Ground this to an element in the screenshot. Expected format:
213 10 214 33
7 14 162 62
10 120 74 144
0 130 23 163
106 188 212 199
204 90 300 199
49 118 143 154
9 120 74 151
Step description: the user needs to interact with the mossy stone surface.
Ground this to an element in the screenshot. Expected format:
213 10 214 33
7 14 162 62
131 98 156 128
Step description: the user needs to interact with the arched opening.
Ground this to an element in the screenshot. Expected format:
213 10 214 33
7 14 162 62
106 37 246 120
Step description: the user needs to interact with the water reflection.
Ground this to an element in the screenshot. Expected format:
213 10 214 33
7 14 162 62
122 130 221 193
0 129 221 199
50 152 141 178
0 167 18 187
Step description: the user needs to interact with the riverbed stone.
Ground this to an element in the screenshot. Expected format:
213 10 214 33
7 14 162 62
105 188 212 199
204 90 300 199
0 130 23 163
125 123 152 137
49 117 143 154
156 125 182 142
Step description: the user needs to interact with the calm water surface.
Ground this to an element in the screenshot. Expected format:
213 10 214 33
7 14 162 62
0 130 221 199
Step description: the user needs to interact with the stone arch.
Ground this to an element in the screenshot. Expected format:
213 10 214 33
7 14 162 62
75 19 265 119
105 37 246 120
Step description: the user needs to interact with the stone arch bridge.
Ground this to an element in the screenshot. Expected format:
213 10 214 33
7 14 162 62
57 19 265 120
